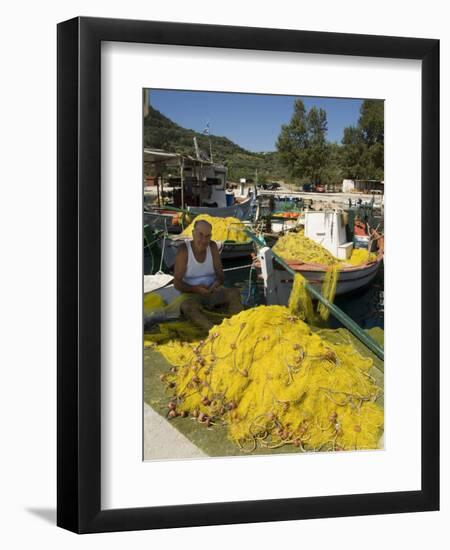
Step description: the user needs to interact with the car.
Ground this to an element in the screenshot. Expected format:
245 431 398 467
315 184 325 193
256 182 281 191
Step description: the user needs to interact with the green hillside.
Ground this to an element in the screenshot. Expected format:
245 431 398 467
143 105 288 183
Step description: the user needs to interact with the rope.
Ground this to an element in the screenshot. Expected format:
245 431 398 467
245 266 255 305
144 237 163 249
223 263 254 272
157 220 168 274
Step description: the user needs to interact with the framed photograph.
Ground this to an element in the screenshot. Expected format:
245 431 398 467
57 17 439 533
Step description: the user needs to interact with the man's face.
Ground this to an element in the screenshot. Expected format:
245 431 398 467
192 222 212 252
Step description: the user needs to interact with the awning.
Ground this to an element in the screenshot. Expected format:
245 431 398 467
143 148 212 166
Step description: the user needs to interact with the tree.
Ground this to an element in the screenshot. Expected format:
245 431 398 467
306 107 329 184
340 126 366 179
321 142 344 184
276 99 309 179
359 100 384 147
340 100 384 180
276 100 329 183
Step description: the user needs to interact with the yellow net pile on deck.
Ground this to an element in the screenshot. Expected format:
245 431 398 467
181 214 249 243
346 248 377 266
273 230 376 266
274 231 336 265
158 305 383 452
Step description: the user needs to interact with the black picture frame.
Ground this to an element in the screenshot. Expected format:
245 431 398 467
57 16 439 534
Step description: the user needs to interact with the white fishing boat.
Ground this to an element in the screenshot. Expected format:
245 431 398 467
144 272 175 295
143 274 179 327
257 209 384 301
269 210 305 233
259 250 383 304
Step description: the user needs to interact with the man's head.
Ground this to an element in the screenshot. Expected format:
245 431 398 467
192 220 212 252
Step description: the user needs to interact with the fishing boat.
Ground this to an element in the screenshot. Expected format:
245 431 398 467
143 274 180 327
158 233 255 269
262 251 383 301
144 272 174 295
256 209 384 301
187 199 254 220
269 210 305 233
144 148 253 232
144 208 187 234
144 216 256 274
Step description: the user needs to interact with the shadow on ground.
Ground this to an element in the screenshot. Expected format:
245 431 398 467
26 508 56 525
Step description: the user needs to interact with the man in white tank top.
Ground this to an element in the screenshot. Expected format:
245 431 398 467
173 219 243 331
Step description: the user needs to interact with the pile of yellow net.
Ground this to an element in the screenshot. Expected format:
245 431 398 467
274 231 336 264
273 230 377 266
346 248 377 266
158 305 383 452
181 214 249 243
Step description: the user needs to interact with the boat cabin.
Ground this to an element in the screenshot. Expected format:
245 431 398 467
144 148 227 208
304 210 353 260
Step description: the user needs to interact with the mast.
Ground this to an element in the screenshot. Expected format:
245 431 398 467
193 137 200 160
208 129 213 163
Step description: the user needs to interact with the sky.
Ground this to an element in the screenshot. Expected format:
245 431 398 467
148 89 364 153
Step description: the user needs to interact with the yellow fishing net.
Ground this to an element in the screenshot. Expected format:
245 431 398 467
288 269 339 324
273 230 377 266
144 292 166 311
144 292 226 346
181 214 249 243
345 248 377 266
144 320 206 345
287 274 316 323
316 267 340 321
274 231 336 264
157 305 384 452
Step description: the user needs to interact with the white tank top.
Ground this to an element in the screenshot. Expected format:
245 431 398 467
183 240 216 287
